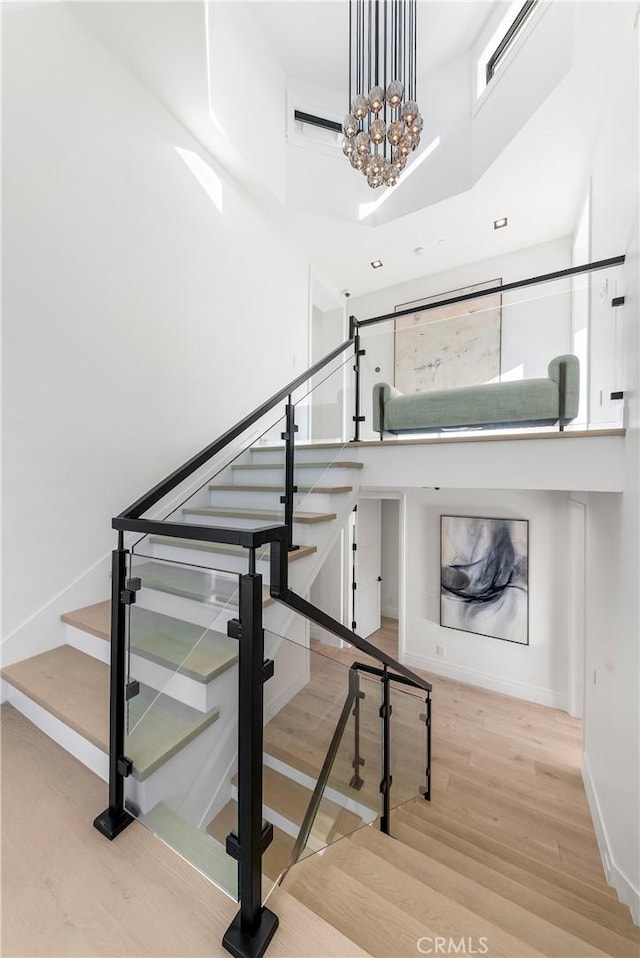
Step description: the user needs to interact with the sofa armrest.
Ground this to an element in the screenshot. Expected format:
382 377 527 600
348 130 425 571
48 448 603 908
373 382 404 433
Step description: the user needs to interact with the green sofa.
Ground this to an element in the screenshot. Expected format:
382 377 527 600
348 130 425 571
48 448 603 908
373 354 579 435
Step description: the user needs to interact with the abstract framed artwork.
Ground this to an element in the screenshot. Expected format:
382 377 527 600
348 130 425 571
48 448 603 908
394 280 502 395
440 515 529 645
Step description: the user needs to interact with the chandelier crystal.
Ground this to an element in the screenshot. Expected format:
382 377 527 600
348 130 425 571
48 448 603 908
344 0 422 190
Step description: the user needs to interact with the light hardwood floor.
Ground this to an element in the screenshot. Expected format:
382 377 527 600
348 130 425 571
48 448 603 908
3 618 638 958
272 619 640 958
0 704 365 958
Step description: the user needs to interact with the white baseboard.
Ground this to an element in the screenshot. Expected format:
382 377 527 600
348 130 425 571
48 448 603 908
4 683 108 781
403 650 566 710
583 752 640 924
381 605 398 620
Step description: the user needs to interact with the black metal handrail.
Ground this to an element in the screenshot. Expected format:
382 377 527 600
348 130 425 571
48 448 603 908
287 659 433 874
356 257 625 328
287 665 362 869
119 337 354 521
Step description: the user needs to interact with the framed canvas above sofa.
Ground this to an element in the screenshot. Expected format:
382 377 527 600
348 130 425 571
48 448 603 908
394 280 503 395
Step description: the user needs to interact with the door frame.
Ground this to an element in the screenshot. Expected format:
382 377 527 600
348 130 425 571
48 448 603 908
355 491 407 661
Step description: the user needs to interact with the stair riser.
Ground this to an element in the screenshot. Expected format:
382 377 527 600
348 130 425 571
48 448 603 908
64 623 233 713
127 718 226 815
150 542 274 577
135 587 241 629
208 489 342 512
229 467 358 487
249 446 347 464
181 511 319 546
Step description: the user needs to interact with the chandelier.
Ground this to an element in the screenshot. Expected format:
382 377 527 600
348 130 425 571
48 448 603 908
343 0 422 189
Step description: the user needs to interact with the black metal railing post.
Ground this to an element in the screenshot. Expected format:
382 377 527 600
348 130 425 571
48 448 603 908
379 666 392 834
349 668 365 790
93 533 135 840
422 690 432 802
223 565 278 958
350 315 365 442
280 398 299 552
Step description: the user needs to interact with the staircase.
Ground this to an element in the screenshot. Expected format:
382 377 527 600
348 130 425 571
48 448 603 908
1 446 366 903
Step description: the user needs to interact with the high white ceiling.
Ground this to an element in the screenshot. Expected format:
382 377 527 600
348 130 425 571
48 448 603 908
69 2 633 300
247 1 502 95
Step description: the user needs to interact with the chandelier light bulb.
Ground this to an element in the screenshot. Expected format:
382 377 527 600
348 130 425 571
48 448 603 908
383 161 398 187
387 120 404 146
402 100 419 125
410 114 424 137
351 94 368 120
391 152 407 173
343 113 359 137
398 132 413 157
367 168 384 188
355 130 371 155
386 79 404 108
369 152 384 176
343 136 356 158
367 85 385 114
350 151 367 171
370 118 386 145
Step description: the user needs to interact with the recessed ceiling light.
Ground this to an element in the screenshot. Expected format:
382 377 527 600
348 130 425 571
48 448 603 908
371 259 383 269
494 217 508 230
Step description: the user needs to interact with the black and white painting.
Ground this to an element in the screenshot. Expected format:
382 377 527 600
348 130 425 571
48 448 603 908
440 516 529 645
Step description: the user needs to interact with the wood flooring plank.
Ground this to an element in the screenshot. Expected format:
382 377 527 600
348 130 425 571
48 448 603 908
1 705 368 958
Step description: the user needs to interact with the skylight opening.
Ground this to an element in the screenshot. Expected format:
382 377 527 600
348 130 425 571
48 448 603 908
476 1 539 99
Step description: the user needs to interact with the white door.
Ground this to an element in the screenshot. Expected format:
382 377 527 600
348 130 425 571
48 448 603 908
354 499 382 638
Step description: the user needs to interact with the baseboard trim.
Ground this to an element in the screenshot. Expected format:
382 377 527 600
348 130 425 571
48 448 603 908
381 606 399 620
582 751 640 924
403 650 566 710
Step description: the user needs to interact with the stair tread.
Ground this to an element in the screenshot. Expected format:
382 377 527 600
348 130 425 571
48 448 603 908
346 827 615 957
148 536 317 562
1 646 218 780
209 484 353 494
207 799 296 882
62 601 237 683
396 800 627 913
184 506 337 524
284 832 546 958
143 802 237 896
232 462 363 470
391 816 640 948
232 765 363 840
127 561 274 607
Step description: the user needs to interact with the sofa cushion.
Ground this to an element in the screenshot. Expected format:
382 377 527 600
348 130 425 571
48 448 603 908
378 378 559 432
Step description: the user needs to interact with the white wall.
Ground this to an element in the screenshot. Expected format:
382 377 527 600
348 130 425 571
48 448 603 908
380 499 399 619
351 237 573 438
578 4 640 920
402 488 570 710
1 4 311 658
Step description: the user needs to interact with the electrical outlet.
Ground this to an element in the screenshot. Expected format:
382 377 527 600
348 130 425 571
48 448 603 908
436 645 446 657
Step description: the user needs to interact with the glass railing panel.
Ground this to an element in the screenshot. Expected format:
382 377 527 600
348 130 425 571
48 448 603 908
159 409 288 532
358 265 626 439
289 353 358 527
388 679 431 812
261 629 382 901
121 555 241 901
